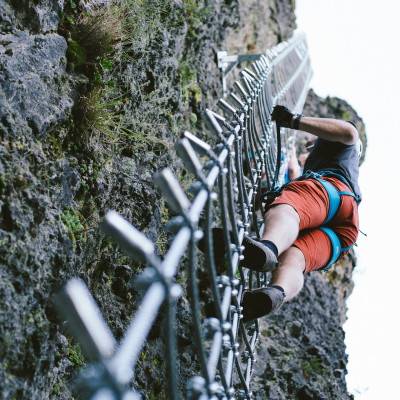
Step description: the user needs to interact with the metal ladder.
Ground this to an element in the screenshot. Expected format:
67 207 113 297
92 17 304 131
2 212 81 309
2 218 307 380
55 33 312 400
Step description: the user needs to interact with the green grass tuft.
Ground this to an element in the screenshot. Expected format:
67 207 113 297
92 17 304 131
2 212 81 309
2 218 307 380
61 208 86 244
179 62 202 107
67 343 86 368
182 0 211 40
302 356 324 377
60 0 175 155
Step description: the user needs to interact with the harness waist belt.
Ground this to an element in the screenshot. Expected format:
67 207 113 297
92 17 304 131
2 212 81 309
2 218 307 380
300 170 357 224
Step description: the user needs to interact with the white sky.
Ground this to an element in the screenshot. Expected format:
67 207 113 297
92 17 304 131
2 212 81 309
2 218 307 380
296 1 400 398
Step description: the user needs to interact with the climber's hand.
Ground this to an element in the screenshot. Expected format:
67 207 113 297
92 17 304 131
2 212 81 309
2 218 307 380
271 105 294 128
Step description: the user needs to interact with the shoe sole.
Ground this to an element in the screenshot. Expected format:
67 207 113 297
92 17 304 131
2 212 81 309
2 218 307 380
242 289 273 322
242 287 285 321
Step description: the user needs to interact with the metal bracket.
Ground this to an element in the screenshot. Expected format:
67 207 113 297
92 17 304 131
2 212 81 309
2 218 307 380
217 51 263 97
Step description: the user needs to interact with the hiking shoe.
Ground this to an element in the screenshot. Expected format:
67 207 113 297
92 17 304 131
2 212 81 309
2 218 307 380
198 228 278 272
242 236 278 272
241 286 285 322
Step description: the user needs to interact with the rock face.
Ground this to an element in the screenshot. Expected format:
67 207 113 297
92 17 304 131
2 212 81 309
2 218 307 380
0 0 64 33
303 89 367 165
0 1 363 399
224 0 297 53
0 31 72 137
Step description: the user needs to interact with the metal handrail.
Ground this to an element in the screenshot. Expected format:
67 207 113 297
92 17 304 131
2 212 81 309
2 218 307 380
55 33 312 399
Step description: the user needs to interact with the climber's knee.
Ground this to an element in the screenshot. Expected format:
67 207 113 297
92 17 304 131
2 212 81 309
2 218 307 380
272 247 305 301
266 203 300 224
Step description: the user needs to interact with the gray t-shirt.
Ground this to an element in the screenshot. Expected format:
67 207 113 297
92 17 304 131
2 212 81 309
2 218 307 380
304 138 362 202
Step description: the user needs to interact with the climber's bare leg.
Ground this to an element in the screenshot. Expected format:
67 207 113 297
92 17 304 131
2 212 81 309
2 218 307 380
271 246 305 301
261 204 300 254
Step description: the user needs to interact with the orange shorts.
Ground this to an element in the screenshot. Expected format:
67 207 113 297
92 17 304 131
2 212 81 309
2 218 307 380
268 176 359 272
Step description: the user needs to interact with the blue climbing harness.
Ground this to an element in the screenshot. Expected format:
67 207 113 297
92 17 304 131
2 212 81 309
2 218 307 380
301 170 358 223
300 170 358 271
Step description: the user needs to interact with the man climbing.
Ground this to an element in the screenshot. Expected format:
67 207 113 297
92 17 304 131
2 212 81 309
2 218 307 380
241 105 362 321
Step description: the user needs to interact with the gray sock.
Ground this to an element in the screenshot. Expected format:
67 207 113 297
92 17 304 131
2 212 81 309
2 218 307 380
260 240 278 257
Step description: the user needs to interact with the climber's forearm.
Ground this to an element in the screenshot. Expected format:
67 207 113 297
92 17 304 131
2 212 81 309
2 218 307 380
298 117 358 145
287 146 301 180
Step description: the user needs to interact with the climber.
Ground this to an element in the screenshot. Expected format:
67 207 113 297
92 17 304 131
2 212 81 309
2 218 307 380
241 105 362 321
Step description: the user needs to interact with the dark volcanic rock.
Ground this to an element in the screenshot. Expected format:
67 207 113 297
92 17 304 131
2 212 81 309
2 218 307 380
0 31 73 137
0 0 64 33
224 0 296 53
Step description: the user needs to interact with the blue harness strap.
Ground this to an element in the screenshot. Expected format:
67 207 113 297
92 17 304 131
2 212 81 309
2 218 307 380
300 170 357 224
319 227 342 271
298 170 358 271
319 227 354 272
315 178 342 224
